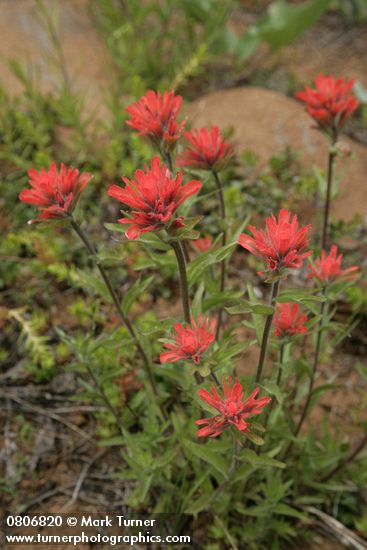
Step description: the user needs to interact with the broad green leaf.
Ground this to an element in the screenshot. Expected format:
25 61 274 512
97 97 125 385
240 448 285 469
99 436 125 447
203 289 243 310
258 0 331 49
247 283 265 344
226 300 273 316
183 440 229 478
215 242 237 262
122 275 155 315
231 463 254 484
272 504 309 521
185 492 213 515
104 222 126 234
245 432 264 446
354 81 367 104
192 281 205 319
187 251 216 285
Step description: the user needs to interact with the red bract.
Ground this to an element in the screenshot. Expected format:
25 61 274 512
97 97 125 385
160 315 216 365
238 209 312 277
192 236 212 253
274 303 308 338
308 245 359 283
19 163 92 223
177 126 233 171
126 90 185 149
108 157 202 240
196 378 271 438
296 74 358 136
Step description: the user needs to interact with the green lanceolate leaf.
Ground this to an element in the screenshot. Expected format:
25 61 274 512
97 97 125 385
122 275 155 315
183 440 230 478
240 448 286 469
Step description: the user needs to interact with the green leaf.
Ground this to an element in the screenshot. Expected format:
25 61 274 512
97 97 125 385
226 300 273 316
104 222 126 234
231 463 254 484
187 251 216 285
122 275 155 315
183 440 229 478
192 281 205 319
247 283 265 344
354 81 367 104
245 432 264 446
99 436 125 447
258 0 331 49
272 504 309 521
240 448 285 469
185 492 213 515
277 288 325 304
215 242 237 262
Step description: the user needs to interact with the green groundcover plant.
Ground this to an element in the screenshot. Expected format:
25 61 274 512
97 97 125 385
12 75 367 548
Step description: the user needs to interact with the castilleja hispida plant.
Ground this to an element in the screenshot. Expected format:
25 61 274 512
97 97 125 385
17 75 366 548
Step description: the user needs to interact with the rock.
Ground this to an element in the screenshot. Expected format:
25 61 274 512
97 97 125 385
186 87 367 222
0 0 113 98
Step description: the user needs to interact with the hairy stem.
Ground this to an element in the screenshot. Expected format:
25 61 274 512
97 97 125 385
170 240 219 386
293 298 326 438
70 217 159 401
255 280 281 384
321 137 337 250
263 343 285 432
212 170 227 339
84 364 128 436
170 241 191 324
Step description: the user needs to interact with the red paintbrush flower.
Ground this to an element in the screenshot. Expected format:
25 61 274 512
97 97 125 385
126 90 185 149
196 378 271 438
308 245 359 283
177 126 234 171
192 236 212 253
274 303 308 339
238 209 312 278
108 157 202 240
19 163 92 223
160 315 216 365
296 74 358 136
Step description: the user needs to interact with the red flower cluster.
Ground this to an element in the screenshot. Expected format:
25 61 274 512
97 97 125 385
308 245 359 283
296 74 358 135
108 157 201 240
19 163 92 223
192 236 212 253
126 90 185 149
160 316 216 365
274 303 308 339
196 378 271 438
238 209 312 277
177 126 233 171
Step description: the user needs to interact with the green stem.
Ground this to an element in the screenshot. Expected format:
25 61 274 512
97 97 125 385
293 298 326 438
255 280 280 384
212 435 239 501
70 217 160 401
263 343 285 432
170 240 219 387
84 364 128 435
321 137 337 250
170 241 191 324
212 170 227 340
